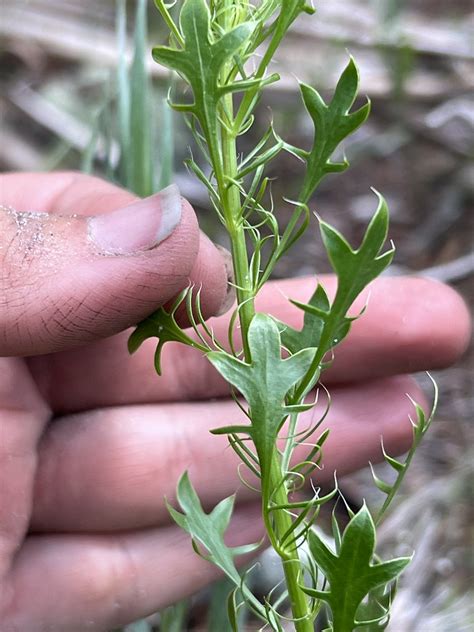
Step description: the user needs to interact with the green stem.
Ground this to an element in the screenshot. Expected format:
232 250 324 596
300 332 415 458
233 2 304 133
153 0 185 47
216 1 254 357
375 380 437 526
267 452 315 632
292 294 349 404
212 9 313 629
218 95 254 357
233 16 284 133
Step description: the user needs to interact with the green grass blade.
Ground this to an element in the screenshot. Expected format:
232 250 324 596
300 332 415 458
160 600 189 631
130 0 154 196
116 0 132 188
157 92 174 189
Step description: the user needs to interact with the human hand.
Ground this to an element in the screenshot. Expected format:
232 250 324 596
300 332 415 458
0 172 470 631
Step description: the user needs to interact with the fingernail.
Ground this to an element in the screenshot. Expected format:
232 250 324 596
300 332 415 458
88 184 182 255
215 245 236 316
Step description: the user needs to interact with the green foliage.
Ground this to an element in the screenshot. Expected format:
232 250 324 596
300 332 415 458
320 193 393 309
280 281 350 362
282 196 394 404
371 375 438 525
208 313 315 499
304 505 410 631
208 578 248 632
152 0 259 164
168 473 248 585
167 472 266 620
160 600 189 632
152 0 253 108
128 0 154 196
128 289 208 374
296 58 371 203
280 284 331 354
126 1 436 629
283 193 393 374
121 619 151 632
355 583 396 631
83 0 172 195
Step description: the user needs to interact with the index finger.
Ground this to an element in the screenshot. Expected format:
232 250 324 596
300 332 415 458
28 275 471 413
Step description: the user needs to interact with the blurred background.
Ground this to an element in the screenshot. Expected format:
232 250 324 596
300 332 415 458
1 1 472 630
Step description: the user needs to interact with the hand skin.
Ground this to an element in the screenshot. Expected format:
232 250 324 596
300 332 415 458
0 173 470 631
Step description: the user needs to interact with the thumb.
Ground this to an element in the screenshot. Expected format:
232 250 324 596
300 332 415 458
0 182 230 356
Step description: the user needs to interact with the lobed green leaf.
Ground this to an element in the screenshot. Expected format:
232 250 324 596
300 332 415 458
127 289 207 375
296 57 371 203
208 313 315 499
152 0 255 152
373 377 438 524
305 505 410 631
320 192 393 307
167 472 265 619
280 284 330 354
169 474 240 581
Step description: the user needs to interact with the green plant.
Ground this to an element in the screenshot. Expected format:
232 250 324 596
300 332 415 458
128 1 436 630
83 0 173 196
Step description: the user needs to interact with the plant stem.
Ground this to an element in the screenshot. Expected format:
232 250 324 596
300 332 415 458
234 3 296 133
224 149 314 630
292 298 347 404
214 12 313 629
218 96 254 357
217 1 255 358
153 0 185 47
222 121 315 632
267 452 315 632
